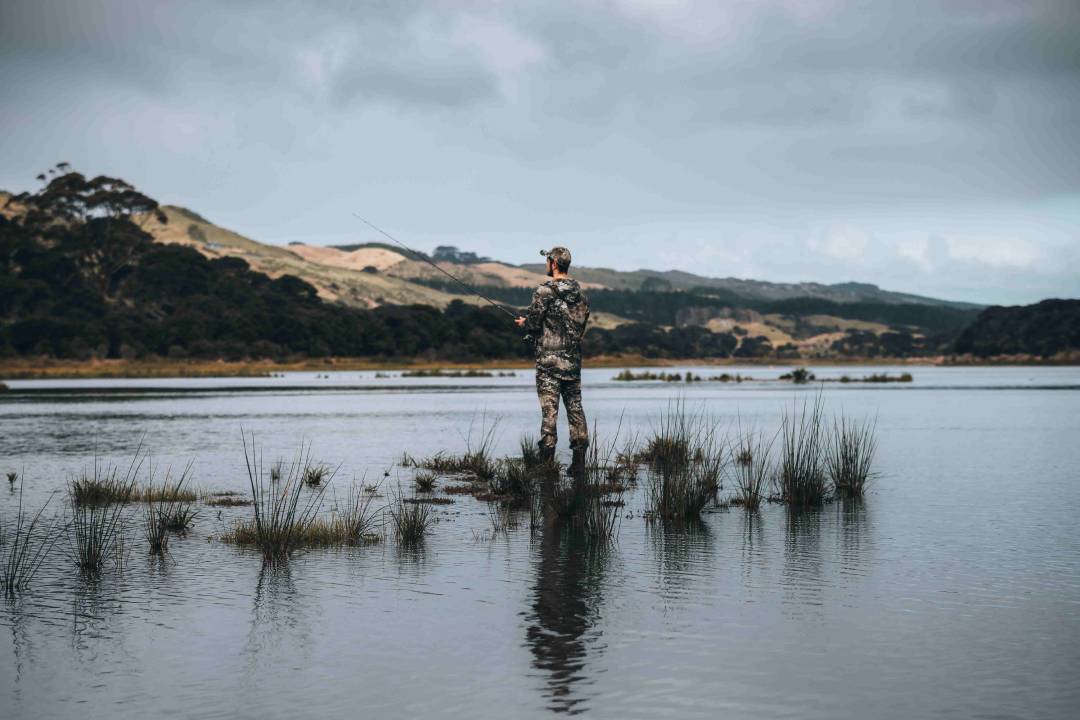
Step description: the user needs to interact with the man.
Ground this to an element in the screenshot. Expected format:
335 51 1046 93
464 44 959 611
515 246 590 474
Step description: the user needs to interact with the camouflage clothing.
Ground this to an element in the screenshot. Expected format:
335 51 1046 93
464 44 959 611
524 278 590 449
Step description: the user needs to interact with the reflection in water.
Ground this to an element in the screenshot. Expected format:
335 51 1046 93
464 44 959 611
740 510 767 580
245 562 312 672
648 520 714 601
525 525 610 715
4 598 35 694
782 509 824 615
836 499 872 578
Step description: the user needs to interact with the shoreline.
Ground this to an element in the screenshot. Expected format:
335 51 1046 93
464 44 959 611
1 353 1077 380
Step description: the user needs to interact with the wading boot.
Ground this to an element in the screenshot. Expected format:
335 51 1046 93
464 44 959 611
569 446 586 479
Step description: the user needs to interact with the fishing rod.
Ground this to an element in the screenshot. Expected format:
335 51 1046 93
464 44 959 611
352 213 520 320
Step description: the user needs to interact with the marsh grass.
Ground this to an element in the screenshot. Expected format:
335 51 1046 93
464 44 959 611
827 414 878 498
2 483 61 596
414 469 437 493
490 458 537 501
144 461 198 554
70 456 141 575
303 462 335 487
728 421 776 510
520 434 541 470
205 491 252 507
641 404 724 521
389 490 435 545
6 471 16 486
773 393 829 508
412 413 501 481
225 434 329 562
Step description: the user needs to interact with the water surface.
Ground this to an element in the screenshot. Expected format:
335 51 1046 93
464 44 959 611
2 365 1078 718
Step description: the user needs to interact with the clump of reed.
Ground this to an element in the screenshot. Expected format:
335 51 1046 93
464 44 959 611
519 434 541 470
6 471 16 486
613 369 688 382
389 491 435 545
728 422 775 510
143 461 197 555
224 434 329 562
69 466 137 505
2 484 61 596
410 414 501 482
70 456 141 575
489 457 537 501
414 469 437 493
773 394 829 507
826 414 878 498
642 404 724 521
303 462 335 487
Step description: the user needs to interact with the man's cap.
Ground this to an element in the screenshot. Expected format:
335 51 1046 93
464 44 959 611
540 246 572 267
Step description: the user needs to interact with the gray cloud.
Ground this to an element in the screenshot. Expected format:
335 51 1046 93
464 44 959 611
0 0 1077 304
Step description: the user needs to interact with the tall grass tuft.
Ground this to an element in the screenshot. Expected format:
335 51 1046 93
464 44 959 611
773 394 828 508
70 456 141 575
414 469 437 493
143 461 197 554
389 489 435 545
237 433 328 562
303 463 334 487
642 404 724 521
827 414 878 499
6 471 16 487
519 434 541 470
2 484 61 596
729 420 776 510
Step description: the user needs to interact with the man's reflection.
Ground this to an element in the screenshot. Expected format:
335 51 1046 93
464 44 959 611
525 522 609 715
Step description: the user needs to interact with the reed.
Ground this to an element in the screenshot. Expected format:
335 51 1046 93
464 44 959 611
414 469 437 493
641 404 723 521
303 463 334 487
415 414 501 481
490 458 536 500
728 422 775 510
6 471 16 486
519 434 541 470
2 483 61 596
773 394 829 507
827 414 878 498
70 456 141 575
232 433 328 562
145 461 198 555
389 491 435 545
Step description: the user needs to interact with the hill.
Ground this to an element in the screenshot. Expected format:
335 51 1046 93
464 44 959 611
954 300 1080 358
1 169 1012 362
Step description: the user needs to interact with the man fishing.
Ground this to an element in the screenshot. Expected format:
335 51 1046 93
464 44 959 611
515 247 591 475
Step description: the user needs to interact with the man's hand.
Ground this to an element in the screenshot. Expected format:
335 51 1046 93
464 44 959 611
515 316 526 327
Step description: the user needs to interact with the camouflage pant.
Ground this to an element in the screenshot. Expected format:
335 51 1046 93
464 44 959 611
536 368 588 450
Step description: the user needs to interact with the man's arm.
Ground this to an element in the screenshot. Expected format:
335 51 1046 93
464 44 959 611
516 285 551 333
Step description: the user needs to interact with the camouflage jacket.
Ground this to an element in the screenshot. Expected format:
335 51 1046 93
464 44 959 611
524 278 590 378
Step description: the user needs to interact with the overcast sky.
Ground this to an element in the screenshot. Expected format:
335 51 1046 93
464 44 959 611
2 0 1078 304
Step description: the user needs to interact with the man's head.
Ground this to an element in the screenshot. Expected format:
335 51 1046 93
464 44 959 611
541 246 572 277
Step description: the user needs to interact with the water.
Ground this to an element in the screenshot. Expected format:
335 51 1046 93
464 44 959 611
2 365 1079 719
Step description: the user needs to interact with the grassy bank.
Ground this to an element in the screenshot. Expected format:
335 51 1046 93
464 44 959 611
1 352 1075 380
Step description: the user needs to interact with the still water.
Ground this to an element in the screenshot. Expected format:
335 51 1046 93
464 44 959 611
1 365 1079 719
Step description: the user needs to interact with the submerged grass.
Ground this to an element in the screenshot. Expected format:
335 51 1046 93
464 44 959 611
827 414 878 498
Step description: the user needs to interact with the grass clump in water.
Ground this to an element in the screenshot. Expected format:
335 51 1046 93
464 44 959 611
728 422 775 510
773 394 829 508
827 414 878 498
6 471 16 487
389 491 435 545
144 461 197 555
414 469 437 493
410 414 501 482
3 482 61 596
303 462 335 487
222 434 329 562
70 456 140 575
641 404 723 522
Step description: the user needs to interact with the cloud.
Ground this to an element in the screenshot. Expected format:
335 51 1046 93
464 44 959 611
0 0 1077 304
